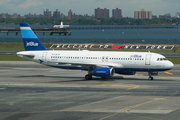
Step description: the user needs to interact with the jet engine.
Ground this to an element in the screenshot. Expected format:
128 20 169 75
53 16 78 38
92 67 115 77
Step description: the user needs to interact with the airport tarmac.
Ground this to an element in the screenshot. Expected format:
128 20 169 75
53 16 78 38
0 61 180 120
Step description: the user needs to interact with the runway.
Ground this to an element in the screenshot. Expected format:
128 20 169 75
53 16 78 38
0 61 180 120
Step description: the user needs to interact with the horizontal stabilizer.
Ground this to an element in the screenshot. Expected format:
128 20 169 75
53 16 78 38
16 51 35 56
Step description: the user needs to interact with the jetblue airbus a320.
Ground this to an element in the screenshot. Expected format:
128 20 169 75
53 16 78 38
17 23 174 80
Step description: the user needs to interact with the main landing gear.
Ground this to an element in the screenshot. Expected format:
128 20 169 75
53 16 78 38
85 74 92 80
85 67 93 80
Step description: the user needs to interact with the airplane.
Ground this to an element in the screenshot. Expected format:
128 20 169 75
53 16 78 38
53 21 70 28
17 23 174 80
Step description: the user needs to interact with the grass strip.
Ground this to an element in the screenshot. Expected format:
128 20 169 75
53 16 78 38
0 56 28 61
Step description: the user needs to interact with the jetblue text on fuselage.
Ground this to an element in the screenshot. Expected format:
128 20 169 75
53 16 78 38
130 54 142 58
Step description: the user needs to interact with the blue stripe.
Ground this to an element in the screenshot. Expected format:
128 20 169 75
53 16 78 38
20 23 29 27
21 30 38 38
47 66 171 72
114 68 171 72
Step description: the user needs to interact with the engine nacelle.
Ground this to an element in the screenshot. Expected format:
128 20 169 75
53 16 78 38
92 67 115 77
116 71 136 75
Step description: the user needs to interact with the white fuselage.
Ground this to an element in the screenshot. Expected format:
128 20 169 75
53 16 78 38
17 50 174 72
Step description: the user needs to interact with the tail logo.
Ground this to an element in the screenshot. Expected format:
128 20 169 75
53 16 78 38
26 41 39 47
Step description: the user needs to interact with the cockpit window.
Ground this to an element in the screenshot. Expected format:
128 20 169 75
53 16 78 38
157 58 167 61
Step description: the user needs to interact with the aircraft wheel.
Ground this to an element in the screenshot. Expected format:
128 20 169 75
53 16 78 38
148 77 154 81
85 75 92 80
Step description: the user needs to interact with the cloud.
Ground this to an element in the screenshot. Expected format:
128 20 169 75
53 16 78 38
18 0 43 9
0 0 11 5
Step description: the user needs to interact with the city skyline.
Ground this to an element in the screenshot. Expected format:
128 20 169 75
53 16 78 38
1 8 179 19
0 0 179 17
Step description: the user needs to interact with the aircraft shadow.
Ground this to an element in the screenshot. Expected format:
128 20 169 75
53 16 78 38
15 75 176 82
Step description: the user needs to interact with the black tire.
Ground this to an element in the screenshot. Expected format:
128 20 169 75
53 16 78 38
148 77 154 81
85 75 92 80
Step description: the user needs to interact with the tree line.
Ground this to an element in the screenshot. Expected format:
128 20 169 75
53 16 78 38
0 17 179 25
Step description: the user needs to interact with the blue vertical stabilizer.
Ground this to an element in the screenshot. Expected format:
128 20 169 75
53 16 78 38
20 23 48 51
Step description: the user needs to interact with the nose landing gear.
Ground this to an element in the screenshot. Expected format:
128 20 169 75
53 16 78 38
148 76 154 80
148 71 158 81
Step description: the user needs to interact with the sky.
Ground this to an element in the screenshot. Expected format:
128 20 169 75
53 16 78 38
0 0 179 17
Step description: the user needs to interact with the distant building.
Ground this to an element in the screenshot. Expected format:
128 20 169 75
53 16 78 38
12 13 20 18
95 8 109 19
44 9 51 18
164 13 171 19
174 12 180 18
95 8 103 19
60 13 65 19
134 9 152 19
24 13 43 18
103 8 109 18
68 9 72 19
53 9 61 19
152 15 157 19
1 13 10 18
159 13 171 19
159 15 164 19
112 8 122 18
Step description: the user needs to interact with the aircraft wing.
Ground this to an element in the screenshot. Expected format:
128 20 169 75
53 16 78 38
56 61 123 69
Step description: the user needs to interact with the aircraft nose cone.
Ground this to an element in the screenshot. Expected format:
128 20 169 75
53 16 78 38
167 61 174 69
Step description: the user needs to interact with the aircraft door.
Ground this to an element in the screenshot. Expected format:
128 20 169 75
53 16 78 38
145 54 151 65
42 52 47 62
